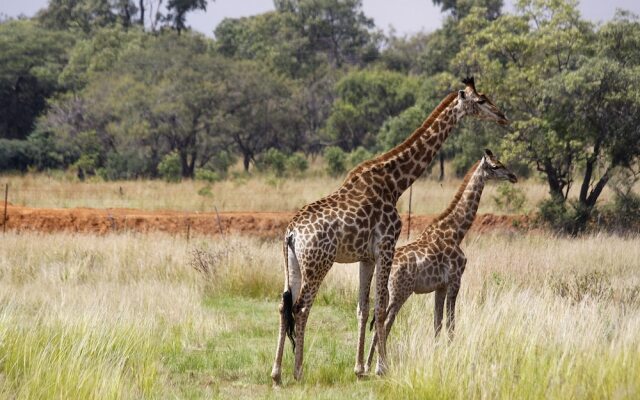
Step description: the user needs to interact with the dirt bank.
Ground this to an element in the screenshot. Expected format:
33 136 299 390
1 203 529 238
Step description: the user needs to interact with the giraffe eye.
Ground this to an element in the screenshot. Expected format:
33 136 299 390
477 99 487 105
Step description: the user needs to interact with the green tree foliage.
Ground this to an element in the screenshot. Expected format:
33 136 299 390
41 32 231 178
158 151 182 182
454 1 640 232
325 69 418 150
324 146 347 176
166 0 210 33
37 0 138 32
218 60 303 171
274 0 379 67
0 20 75 140
432 0 503 20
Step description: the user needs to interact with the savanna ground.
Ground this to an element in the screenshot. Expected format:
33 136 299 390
1 171 639 399
2 166 552 214
1 230 639 399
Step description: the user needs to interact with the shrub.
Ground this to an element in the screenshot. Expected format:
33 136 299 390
600 191 640 232
158 151 182 182
285 152 309 176
324 146 347 177
197 185 213 197
258 148 287 177
0 139 33 171
195 169 221 183
492 183 526 213
99 150 149 181
71 153 98 177
537 197 574 233
348 147 373 168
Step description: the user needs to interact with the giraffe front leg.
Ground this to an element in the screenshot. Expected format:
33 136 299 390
446 283 461 340
446 257 465 340
366 295 408 373
354 261 374 377
434 287 446 337
373 245 394 376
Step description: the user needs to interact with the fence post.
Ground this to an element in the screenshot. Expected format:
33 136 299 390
2 183 8 234
214 205 224 236
407 185 412 241
186 213 191 243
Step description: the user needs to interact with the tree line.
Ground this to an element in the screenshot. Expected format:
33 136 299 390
1 0 639 232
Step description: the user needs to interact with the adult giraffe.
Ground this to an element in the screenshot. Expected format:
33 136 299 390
271 77 509 385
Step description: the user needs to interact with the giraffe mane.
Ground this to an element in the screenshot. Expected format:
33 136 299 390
431 159 482 225
343 91 459 182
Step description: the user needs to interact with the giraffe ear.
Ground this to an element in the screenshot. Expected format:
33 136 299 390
462 76 476 91
484 148 494 157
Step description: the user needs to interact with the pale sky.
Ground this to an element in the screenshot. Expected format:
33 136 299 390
2 0 639 37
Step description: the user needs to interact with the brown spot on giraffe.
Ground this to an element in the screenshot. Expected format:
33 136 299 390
365 150 517 371
271 78 510 385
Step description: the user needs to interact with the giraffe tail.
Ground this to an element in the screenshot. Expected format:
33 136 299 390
282 289 295 351
282 234 298 352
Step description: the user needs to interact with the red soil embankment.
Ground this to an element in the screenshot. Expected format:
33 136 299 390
0 203 529 238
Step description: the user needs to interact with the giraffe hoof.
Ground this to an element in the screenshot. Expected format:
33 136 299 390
375 364 387 376
271 371 282 387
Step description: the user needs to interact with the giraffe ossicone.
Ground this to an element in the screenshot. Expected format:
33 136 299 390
271 77 510 385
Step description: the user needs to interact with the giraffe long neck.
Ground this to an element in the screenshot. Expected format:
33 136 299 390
430 160 485 245
341 92 459 202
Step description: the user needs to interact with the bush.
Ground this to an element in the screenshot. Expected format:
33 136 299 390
348 147 373 168
324 146 347 177
157 151 182 182
258 148 287 177
600 191 640 232
195 169 221 183
210 150 234 176
492 183 526 213
71 154 98 177
537 197 574 233
538 197 594 235
98 150 149 181
285 152 309 176
0 139 33 171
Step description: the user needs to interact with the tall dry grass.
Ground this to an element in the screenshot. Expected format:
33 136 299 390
0 231 638 398
2 171 558 214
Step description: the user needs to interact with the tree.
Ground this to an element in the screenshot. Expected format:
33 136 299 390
165 0 210 33
453 1 640 232
432 0 503 21
41 32 231 178
0 20 75 140
325 69 417 151
214 11 315 78
275 0 379 68
218 60 303 171
37 0 138 32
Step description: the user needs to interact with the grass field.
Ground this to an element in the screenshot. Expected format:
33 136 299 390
0 231 638 399
0 169 570 215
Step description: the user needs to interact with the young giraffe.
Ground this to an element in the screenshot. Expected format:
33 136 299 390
365 149 517 371
271 78 510 385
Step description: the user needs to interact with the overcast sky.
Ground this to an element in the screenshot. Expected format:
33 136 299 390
2 0 639 37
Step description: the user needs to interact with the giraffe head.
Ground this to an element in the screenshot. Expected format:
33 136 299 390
480 149 517 183
454 77 509 126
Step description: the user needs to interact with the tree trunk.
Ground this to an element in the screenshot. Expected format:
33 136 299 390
438 152 445 181
180 152 192 178
139 0 145 25
543 160 564 200
243 153 251 172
